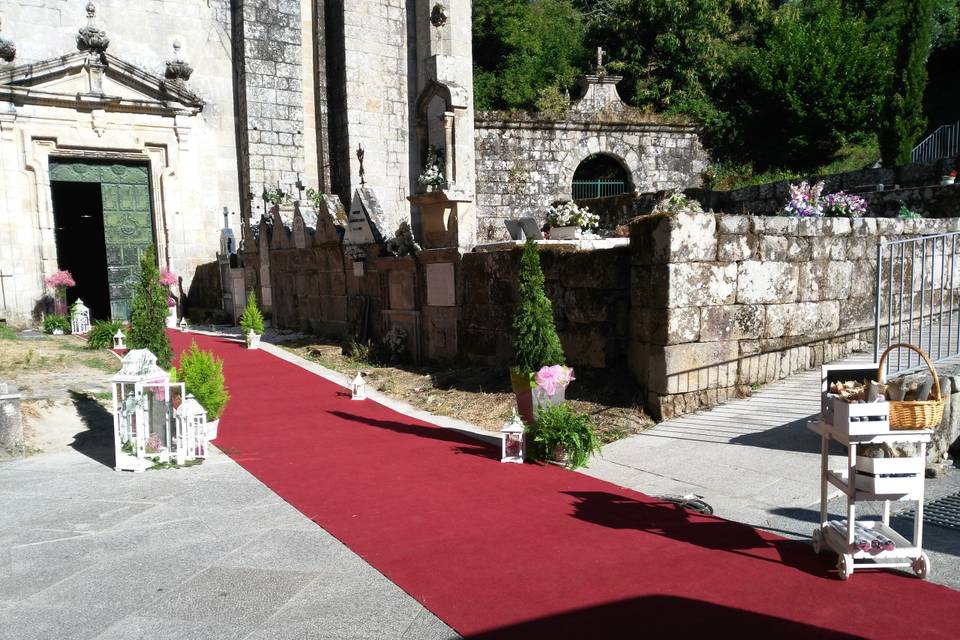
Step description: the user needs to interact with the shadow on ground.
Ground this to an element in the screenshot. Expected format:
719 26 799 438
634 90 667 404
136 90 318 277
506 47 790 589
327 410 498 459
69 390 114 468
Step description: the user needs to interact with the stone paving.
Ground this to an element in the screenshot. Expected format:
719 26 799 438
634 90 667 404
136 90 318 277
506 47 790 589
0 446 457 640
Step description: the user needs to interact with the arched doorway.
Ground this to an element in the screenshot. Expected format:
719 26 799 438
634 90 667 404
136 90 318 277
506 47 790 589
572 154 632 200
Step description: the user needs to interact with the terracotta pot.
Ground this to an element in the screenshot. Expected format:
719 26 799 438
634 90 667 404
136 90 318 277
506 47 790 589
509 369 535 425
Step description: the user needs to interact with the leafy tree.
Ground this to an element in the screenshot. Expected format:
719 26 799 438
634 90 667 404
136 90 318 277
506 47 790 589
511 240 565 374
128 247 173 368
879 0 936 165
473 0 589 110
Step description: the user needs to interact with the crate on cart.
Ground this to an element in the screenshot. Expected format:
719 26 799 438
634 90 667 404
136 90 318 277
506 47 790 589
853 456 924 495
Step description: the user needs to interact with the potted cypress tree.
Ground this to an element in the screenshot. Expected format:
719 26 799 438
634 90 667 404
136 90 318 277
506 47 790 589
129 247 173 369
177 341 230 440
239 292 265 349
510 239 565 424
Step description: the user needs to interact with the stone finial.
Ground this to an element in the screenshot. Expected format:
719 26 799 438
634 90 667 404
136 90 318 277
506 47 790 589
430 3 449 28
595 46 606 75
0 16 16 63
77 2 109 56
165 39 194 84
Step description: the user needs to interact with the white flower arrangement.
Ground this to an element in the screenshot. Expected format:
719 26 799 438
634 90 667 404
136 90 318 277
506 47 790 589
545 201 600 230
417 146 445 189
344 244 366 262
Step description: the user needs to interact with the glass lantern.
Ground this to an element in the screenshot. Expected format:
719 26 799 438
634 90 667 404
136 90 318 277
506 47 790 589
175 393 208 464
500 410 526 464
178 318 189 332
70 299 91 335
111 349 184 472
351 372 366 400
113 328 126 350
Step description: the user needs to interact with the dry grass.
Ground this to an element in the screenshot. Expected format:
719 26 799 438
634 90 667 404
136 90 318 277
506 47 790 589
0 334 116 375
283 340 654 444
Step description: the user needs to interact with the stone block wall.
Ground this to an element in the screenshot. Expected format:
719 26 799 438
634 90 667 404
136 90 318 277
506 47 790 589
630 212 960 419
474 114 708 242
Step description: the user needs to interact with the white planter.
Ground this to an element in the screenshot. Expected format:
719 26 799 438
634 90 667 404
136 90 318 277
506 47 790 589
532 385 566 414
52 329 64 335
550 226 582 240
206 418 219 441
855 456 924 495
246 330 261 349
165 313 178 329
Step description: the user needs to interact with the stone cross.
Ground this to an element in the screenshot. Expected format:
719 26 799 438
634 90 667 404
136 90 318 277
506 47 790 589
596 46 605 72
356 144 366 186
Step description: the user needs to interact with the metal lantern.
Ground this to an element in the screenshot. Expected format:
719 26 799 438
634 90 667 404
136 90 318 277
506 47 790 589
500 410 526 464
175 393 208 464
70 299 91 335
111 349 185 472
112 328 126 350
351 372 366 400
178 317 189 332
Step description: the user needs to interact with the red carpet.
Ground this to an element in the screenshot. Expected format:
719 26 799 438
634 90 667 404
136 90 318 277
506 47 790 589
171 331 959 639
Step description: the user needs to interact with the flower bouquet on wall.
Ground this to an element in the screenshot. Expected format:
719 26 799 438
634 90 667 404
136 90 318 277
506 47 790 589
545 201 599 240
417 145 445 192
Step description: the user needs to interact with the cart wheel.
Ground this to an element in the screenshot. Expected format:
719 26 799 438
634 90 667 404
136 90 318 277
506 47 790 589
812 527 823 555
912 553 931 580
837 554 853 580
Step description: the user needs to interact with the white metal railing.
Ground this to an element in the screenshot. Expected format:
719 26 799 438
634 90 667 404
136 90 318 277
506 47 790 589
911 122 960 164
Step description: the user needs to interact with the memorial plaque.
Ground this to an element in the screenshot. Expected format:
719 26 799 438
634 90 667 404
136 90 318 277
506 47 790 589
426 262 455 307
388 270 416 310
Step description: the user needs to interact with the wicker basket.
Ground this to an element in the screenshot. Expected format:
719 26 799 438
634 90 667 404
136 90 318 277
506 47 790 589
877 343 945 430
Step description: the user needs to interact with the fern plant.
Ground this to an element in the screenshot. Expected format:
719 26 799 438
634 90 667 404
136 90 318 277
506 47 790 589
511 239 565 375
42 313 70 334
177 341 229 421
86 319 125 349
239 292 265 335
129 247 173 368
526 403 601 470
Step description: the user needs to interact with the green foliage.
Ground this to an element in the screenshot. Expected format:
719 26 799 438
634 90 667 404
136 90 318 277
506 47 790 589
473 0 588 110
898 202 923 219
42 314 70 334
177 341 229 421
128 248 173 368
511 240 565 374
0 324 16 340
879 0 936 165
525 402 601 469
239 292 265 335
86 319 124 350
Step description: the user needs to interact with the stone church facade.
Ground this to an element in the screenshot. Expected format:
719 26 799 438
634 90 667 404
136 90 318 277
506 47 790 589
0 0 706 326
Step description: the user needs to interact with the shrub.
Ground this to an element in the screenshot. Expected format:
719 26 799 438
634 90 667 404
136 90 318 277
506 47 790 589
87 319 125 349
42 314 70 334
239 292 265 335
177 341 229 421
511 240 565 374
525 402 601 470
129 247 173 368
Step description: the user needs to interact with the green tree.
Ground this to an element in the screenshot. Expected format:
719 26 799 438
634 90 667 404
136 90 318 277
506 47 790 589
879 0 936 165
239 291 264 335
473 0 589 111
511 240 565 374
178 341 229 421
128 247 173 368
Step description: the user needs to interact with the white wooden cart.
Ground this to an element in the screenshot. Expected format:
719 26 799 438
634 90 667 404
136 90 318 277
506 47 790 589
808 419 932 580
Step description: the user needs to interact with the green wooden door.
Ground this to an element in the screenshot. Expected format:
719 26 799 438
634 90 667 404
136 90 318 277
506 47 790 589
49 162 154 320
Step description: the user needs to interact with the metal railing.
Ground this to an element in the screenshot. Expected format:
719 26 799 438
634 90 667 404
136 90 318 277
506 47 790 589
874 231 960 375
911 121 960 164
572 179 627 200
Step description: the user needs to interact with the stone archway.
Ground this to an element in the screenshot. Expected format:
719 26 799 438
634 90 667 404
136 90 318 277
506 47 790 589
572 153 634 199
557 139 643 201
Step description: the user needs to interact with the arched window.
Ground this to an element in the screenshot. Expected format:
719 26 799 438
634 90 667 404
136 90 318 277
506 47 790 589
572 154 631 200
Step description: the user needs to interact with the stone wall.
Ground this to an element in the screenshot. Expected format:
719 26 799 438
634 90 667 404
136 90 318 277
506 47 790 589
629 212 960 419
474 114 708 241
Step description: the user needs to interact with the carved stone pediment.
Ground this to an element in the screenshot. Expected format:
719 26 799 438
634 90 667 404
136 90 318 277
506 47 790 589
0 51 203 115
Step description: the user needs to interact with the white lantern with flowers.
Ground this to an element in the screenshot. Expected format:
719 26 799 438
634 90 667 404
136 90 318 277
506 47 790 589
70 299 91 335
351 371 366 400
175 393 208 464
500 410 526 464
111 349 186 472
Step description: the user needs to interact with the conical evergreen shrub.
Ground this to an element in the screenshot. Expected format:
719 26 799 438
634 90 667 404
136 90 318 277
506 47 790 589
239 292 264 334
511 239 565 374
129 247 173 368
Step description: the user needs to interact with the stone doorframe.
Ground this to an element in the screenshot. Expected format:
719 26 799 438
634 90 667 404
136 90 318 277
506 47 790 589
26 138 176 286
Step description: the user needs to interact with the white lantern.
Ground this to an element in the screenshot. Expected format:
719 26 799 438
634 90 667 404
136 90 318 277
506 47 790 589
175 393 208 464
351 372 366 400
113 328 126 350
111 349 184 472
70 299 91 335
178 317 189 332
500 410 526 464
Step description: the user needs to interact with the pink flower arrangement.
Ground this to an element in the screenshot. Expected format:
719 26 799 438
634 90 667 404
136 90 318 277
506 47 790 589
159 269 177 286
44 270 76 290
166 297 177 308
535 365 575 396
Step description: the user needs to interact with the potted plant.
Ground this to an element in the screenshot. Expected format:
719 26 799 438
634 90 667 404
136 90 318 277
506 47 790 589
44 269 75 315
177 341 229 440
942 170 957 186
160 269 178 328
239 291 265 349
510 240 565 424
417 145 445 193
525 402 601 469
532 364 575 413
545 201 599 240
42 313 70 335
